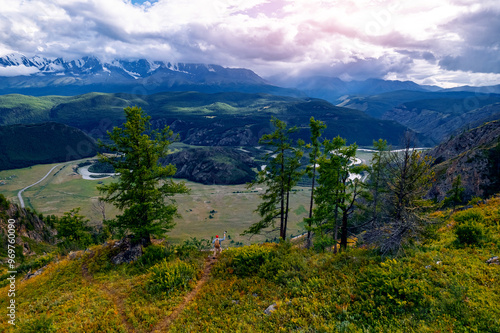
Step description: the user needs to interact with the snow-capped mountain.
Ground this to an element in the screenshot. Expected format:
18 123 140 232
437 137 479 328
0 53 301 97
0 53 264 81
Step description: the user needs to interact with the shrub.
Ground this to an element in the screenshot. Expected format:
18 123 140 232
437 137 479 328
175 237 210 259
453 209 485 225
454 222 485 247
0 193 9 210
357 258 433 317
313 235 337 252
215 244 274 277
182 237 211 251
136 244 174 268
147 259 198 295
467 196 483 206
19 314 56 333
16 253 54 275
259 252 308 286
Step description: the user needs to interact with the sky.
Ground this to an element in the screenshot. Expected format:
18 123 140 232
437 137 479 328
0 0 499 87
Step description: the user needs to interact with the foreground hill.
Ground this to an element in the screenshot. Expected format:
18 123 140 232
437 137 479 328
0 91 414 147
0 122 97 170
0 195 498 332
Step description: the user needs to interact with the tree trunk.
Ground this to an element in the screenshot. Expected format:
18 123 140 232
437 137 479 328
307 161 317 249
283 175 292 240
280 147 285 240
340 209 348 251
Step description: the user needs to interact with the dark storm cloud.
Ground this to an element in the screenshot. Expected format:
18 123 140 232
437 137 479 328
438 9 500 73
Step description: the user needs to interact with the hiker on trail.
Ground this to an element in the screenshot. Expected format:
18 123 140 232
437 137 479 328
212 231 226 257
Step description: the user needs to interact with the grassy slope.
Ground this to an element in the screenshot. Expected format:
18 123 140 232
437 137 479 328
0 244 206 332
0 197 498 332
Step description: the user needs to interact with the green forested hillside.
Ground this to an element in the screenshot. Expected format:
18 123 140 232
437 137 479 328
162 147 257 185
0 122 97 170
0 91 415 146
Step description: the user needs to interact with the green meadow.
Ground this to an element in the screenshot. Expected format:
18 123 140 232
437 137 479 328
0 157 313 246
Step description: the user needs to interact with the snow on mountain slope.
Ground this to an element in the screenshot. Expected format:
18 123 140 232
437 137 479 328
0 53 267 83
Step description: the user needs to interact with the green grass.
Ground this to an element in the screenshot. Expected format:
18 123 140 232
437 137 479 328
0 243 207 333
0 193 498 332
170 199 500 332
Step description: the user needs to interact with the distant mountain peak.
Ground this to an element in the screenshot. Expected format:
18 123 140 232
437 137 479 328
0 53 264 81
0 53 303 97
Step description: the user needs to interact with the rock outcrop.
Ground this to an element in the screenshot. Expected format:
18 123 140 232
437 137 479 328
162 147 257 185
0 198 57 256
427 120 500 201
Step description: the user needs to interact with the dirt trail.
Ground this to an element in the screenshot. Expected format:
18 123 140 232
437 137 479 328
151 256 217 333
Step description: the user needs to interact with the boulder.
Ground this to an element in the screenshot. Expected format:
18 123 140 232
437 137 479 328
110 236 144 265
22 267 45 281
264 303 277 315
486 256 499 265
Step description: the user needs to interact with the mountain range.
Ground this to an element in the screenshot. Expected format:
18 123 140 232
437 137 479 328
4 53 500 99
2 53 500 150
0 53 302 97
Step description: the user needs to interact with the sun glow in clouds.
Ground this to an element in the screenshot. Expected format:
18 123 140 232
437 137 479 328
0 0 499 87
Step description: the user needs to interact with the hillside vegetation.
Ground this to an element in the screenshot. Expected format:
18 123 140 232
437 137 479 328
162 147 257 185
0 196 498 332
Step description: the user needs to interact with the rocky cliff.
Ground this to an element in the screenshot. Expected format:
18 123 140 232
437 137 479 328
162 147 257 185
0 195 56 257
427 120 500 201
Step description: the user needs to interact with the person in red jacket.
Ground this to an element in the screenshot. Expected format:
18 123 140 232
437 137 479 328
212 231 226 257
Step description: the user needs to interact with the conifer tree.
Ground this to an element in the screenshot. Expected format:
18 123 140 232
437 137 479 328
371 133 434 254
98 106 189 245
443 175 465 210
312 137 364 252
305 117 326 248
367 139 388 226
244 117 304 240
56 208 92 248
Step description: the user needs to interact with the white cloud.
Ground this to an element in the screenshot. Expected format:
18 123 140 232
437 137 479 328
0 0 498 86
0 65 40 76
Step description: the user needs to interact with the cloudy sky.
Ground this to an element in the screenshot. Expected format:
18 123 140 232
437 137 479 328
1 0 499 87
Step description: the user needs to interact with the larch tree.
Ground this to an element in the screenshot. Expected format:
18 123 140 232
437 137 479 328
97 106 189 246
443 175 465 211
373 132 435 254
243 117 304 240
305 117 326 248
366 139 388 227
